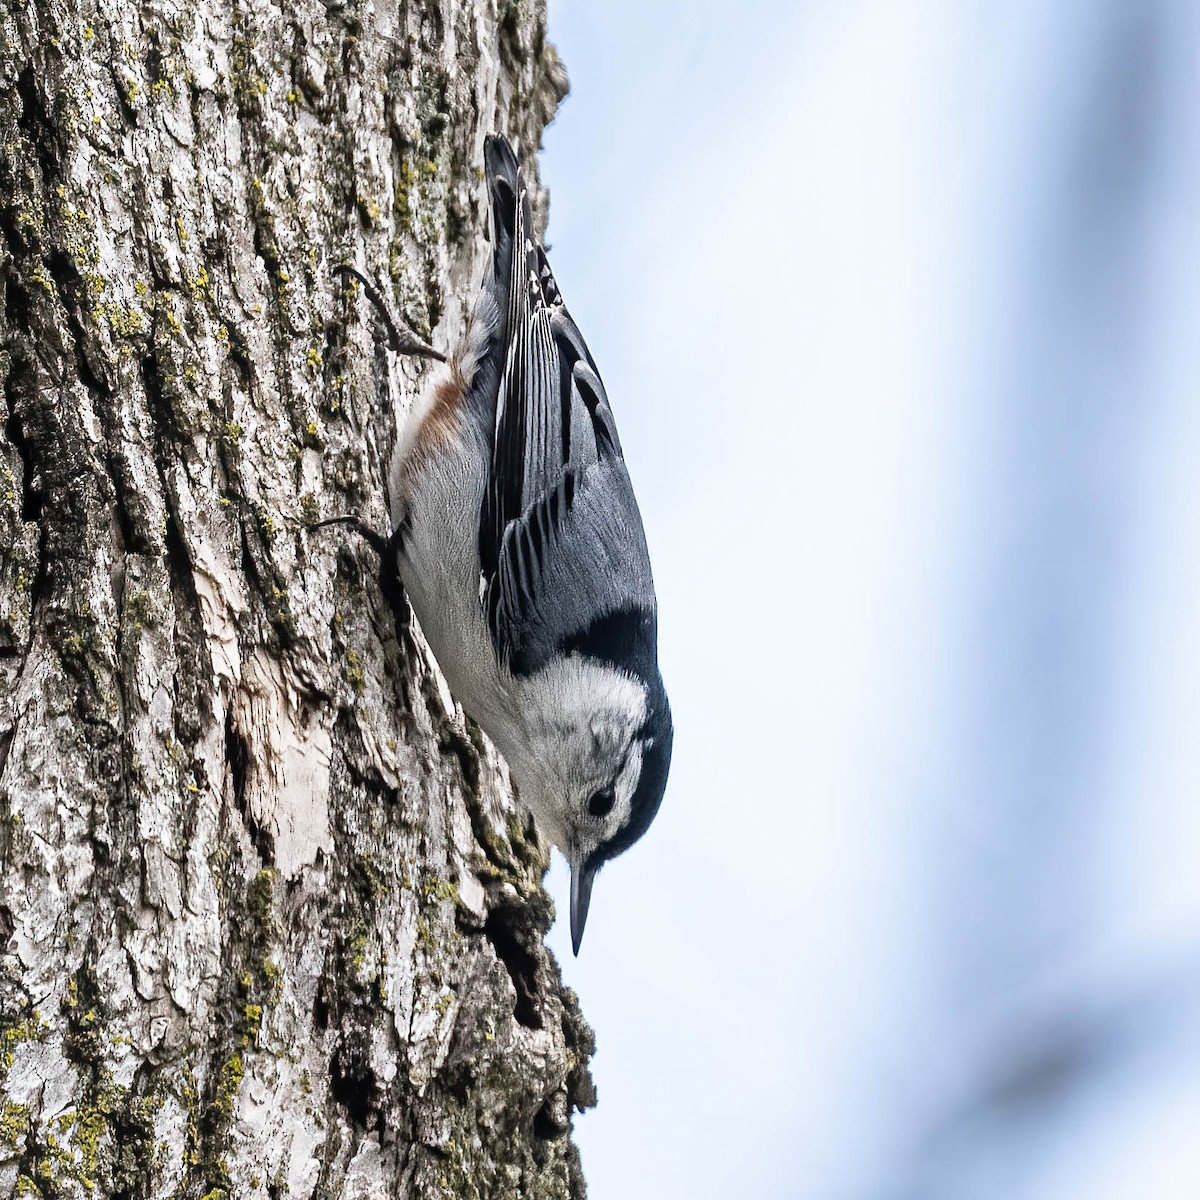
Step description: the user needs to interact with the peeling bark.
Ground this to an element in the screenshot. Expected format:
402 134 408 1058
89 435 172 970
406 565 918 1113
0 0 591 1195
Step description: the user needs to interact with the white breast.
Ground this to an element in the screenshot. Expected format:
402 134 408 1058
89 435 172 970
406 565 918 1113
395 420 508 725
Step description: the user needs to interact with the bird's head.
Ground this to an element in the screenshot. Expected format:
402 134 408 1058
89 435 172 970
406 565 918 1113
504 655 673 954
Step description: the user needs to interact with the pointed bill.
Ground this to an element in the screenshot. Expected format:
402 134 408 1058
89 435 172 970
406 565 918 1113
569 854 597 956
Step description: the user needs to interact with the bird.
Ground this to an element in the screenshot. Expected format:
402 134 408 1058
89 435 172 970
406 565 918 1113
335 135 672 954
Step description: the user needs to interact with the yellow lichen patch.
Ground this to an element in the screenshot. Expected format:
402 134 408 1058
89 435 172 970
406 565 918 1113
29 264 55 294
185 265 211 302
156 296 183 338
101 303 146 340
1 1010 50 1073
209 1054 244 1119
0 1101 31 1151
357 193 381 224
345 647 365 695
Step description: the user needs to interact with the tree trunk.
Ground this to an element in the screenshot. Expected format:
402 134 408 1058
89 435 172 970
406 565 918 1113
0 0 591 1194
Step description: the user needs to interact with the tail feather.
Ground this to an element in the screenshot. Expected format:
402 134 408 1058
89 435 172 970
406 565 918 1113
484 134 522 239
484 135 523 304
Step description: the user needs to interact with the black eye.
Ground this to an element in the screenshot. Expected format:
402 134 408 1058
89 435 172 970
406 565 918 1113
587 787 615 818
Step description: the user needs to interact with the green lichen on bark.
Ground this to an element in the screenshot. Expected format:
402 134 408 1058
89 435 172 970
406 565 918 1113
0 974 163 1197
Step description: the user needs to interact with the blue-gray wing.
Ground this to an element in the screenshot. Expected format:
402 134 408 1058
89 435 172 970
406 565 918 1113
479 136 658 678
487 457 658 677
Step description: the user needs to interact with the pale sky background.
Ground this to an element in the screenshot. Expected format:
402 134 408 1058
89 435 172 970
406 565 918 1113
535 2 1200 1198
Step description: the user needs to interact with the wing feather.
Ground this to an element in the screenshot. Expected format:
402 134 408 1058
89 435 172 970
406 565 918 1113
479 137 657 678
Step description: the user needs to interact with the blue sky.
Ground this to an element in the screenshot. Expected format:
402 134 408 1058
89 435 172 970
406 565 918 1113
536 3 1200 1197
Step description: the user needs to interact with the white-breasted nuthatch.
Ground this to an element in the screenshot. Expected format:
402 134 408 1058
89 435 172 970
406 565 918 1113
336 135 672 954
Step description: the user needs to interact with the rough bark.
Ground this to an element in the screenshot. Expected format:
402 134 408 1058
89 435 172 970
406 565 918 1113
0 0 591 1195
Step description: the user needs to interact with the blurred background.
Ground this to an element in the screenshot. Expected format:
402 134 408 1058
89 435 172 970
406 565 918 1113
536 1 1200 1197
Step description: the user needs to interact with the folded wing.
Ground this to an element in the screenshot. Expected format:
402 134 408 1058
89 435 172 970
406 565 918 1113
479 137 658 680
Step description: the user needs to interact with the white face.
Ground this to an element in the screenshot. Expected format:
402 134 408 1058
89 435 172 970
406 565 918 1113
564 720 646 860
503 657 649 859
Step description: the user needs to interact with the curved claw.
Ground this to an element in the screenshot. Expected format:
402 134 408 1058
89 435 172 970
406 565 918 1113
307 514 389 558
333 264 447 362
